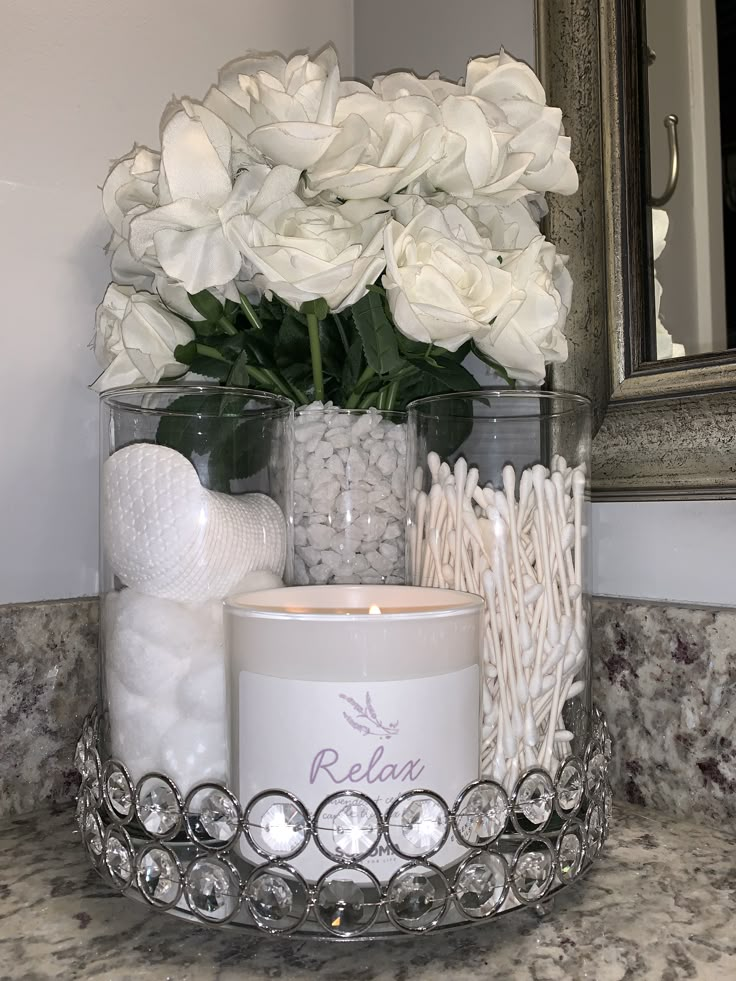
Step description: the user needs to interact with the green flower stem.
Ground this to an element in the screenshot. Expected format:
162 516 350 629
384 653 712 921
345 366 376 408
194 345 302 402
359 391 380 409
332 311 349 353
239 293 264 331
249 366 300 401
196 344 232 362
306 312 325 402
385 379 400 411
216 317 238 336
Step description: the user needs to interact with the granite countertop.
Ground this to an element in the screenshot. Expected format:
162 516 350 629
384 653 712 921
1 804 735 980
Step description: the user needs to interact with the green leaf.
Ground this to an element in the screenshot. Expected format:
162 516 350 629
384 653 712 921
190 317 221 339
274 313 310 369
187 355 229 382
318 317 351 380
174 340 197 366
187 290 224 323
351 291 403 375
406 392 476 463
470 345 515 387
240 329 278 367
227 351 250 387
407 357 481 393
223 298 240 320
341 337 364 394
155 392 273 492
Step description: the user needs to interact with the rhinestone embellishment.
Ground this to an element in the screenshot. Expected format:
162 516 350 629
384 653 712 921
314 793 381 862
454 782 509 846
136 777 181 838
74 707 611 938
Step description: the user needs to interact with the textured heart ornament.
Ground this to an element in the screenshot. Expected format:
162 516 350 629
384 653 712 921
103 443 286 601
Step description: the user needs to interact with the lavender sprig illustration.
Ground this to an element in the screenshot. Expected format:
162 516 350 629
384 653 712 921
340 692 399 739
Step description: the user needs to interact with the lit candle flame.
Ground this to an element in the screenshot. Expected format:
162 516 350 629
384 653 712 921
368 605 382 615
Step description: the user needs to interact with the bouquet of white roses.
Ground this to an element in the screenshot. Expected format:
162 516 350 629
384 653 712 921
93 46 577 407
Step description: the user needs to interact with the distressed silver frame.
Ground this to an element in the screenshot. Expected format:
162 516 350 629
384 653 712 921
536 0 736 500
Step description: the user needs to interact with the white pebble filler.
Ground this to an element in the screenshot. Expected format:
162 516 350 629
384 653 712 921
293 403 407 585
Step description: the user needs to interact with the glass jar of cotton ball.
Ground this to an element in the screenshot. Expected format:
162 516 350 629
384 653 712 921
407 391 593 802
98 386 293 795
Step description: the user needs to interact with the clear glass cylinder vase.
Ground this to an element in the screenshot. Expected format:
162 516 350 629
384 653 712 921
98 385 293 794
293 404 407 585
407 390 592 795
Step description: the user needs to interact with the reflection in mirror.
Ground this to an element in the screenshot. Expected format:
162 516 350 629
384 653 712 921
645 0 735 360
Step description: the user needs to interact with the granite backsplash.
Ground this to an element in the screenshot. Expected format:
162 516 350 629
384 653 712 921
1 595 733 823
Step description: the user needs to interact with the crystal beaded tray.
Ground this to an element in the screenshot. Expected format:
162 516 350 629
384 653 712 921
74 709 612 940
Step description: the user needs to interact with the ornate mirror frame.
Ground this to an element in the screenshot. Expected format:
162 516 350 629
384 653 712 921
536 0 736 500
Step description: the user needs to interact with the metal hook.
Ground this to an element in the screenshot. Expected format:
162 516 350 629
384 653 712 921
649 114 679 207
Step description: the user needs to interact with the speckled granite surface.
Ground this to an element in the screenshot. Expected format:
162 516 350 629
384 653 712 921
1 802 734 980
593 599 736 825
0 598 98 818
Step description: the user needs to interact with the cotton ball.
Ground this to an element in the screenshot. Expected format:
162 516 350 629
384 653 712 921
109 703 180 784
117 589 213 652
184 603 226 672
105 590 226 694
160 719 229 793
177 663 226 723
106 671 148 722
106 622 189 696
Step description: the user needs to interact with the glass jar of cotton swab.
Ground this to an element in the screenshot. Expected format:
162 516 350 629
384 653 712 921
406 391 593 800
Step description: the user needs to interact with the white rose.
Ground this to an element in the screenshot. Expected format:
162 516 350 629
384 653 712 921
204 47 341 171
428 95 531 200
474 237 572 385
127 100 247 293
306 89 443 200
154 270 260 321
651 207 668 261
372 70 463 104
372 66 530 200
225 165 389 311
92 287 195 392
461 197 545 249
101 146 160 290
465 51 578 196
105 232 155 291
382 199 514 351
102 146 160 238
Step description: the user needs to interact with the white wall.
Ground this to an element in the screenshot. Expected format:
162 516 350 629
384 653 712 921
593 500 736 607
2 0 732 610
0 0 354 604
354 0 535 80
647 0 726 355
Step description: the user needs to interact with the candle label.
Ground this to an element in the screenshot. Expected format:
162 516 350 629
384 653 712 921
238 666 479 880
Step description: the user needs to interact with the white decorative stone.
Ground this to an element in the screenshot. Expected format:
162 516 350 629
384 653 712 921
294 404 406 584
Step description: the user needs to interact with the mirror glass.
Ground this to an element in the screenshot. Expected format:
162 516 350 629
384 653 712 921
645 0 735 360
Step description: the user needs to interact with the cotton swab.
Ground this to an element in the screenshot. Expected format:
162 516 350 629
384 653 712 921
410 451 589 787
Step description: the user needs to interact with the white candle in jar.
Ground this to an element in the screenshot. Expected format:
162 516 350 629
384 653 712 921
225 585 483 881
